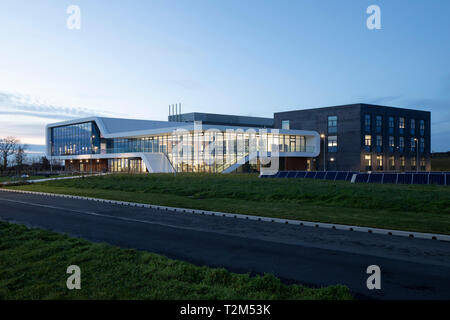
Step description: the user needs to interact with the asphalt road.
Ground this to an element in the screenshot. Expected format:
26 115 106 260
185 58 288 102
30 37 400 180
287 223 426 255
1 191 449 299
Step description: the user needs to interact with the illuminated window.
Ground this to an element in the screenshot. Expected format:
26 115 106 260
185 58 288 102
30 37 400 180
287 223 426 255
364 135 372 151
420 157 426 170
328 135 337 152
389 156 395 169
364 154 372 170
376 155 383 170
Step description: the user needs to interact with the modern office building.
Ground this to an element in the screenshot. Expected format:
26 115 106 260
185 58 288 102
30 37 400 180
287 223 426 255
46 115 319 174
274 104 431 172
46 104 431 174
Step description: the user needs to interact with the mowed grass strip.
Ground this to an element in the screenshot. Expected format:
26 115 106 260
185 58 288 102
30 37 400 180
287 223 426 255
6 173 450 234
0 221 351 300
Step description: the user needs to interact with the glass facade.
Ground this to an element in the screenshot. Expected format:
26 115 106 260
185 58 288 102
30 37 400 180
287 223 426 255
106 131 308 173
51 124 312 173
281 120 290 130
108 158 147 173
51 122 100 156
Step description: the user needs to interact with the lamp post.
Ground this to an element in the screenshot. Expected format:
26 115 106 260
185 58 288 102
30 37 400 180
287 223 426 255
320 133 326 172
414 138 419 172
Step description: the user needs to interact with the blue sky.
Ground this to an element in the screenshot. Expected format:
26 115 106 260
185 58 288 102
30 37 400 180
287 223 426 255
0 0 449 153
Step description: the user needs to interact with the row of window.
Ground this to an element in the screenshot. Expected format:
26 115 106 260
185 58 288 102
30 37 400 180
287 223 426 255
281 115 426 136
363 154 427 171
324 135 425 153
364 135 424 153
365 114 425 136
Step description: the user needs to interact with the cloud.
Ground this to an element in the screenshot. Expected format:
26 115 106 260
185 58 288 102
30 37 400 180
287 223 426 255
0 90 129 147
0 91 123 121
0 111 76 120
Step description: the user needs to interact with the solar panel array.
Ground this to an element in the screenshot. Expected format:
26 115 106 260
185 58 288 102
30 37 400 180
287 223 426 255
353 172 450 185
260 171 357 182
260 171 450 186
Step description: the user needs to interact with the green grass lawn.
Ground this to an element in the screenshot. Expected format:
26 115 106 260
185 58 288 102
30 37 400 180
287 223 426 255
5 173 450 235
0 221 351 299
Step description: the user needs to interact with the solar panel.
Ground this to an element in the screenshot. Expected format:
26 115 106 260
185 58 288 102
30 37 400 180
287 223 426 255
412 173 428 185
296 171 307 178
286 171 297 178
355 173 369 183
429 173 445 185
265 170 448 185
382 173 397 184
305 171 316 179
278 171 289 178
368 173 383 183
346 172 357 181
315 172 326 179
397 173 413 184
324 171 338 180
335 172 347 181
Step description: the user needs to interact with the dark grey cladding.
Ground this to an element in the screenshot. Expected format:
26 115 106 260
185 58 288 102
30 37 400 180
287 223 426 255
274 103 431 172
168 112 273 128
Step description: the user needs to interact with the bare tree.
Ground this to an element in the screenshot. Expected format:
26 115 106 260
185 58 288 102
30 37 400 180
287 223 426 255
0 137 19 170
15 144 27 173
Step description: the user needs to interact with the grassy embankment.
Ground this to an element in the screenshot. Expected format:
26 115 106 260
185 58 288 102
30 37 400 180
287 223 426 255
5 173 450 234
0 221 351 299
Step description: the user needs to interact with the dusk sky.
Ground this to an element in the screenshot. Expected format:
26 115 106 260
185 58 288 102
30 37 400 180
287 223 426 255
0 0 449 153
